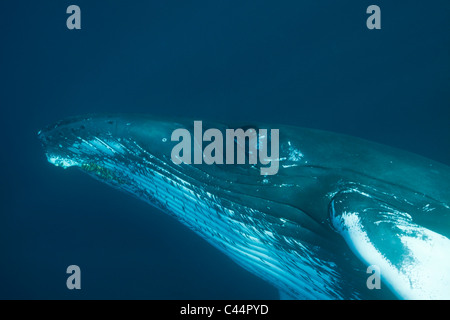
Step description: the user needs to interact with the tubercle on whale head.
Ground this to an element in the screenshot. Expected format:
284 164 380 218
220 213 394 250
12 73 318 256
38 114 184 153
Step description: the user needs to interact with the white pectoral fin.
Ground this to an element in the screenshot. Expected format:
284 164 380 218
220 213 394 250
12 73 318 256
330 190 450 300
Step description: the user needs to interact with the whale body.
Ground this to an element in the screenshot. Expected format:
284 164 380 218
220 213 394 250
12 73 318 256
38 114 450 299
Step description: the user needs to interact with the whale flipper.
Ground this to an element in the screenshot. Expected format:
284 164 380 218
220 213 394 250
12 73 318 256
330 189 450 299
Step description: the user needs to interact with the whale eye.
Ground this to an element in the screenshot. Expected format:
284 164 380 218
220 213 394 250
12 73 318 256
225 124 261 164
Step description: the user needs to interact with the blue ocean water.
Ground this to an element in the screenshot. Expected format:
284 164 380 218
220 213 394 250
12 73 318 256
0 1 449 299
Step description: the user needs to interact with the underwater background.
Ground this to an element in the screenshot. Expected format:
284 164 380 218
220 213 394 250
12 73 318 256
0 1 449 299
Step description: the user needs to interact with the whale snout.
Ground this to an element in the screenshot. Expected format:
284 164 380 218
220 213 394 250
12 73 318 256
38 115 123 169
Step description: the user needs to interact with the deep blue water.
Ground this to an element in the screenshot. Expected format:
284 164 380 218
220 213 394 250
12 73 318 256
0 1 449 299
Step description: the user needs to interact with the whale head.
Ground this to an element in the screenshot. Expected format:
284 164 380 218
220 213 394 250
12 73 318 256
39 114 450 299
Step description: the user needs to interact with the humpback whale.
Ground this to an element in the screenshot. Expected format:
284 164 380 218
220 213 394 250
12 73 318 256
38 114 450 299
